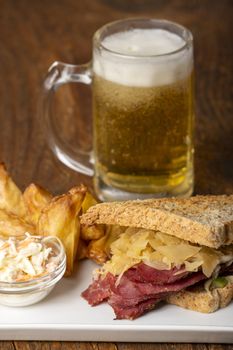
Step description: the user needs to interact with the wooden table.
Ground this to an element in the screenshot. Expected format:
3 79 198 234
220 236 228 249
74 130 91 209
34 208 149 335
0 0 232 349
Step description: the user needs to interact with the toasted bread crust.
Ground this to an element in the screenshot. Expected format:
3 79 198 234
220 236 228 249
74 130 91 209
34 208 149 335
166 282 233 313
81 195 233 248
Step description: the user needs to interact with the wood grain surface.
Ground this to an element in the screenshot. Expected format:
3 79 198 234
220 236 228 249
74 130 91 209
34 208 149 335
0 0 232 349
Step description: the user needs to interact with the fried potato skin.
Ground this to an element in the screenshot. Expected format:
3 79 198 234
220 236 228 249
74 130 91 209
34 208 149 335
86 235 109 265
81 224 105 241
76 238 88 260
0 209 36 237
82 191 97 213
0 165 102 275
0 163 26 217
23 183 52 225
37 185 87 275
85 224 124 264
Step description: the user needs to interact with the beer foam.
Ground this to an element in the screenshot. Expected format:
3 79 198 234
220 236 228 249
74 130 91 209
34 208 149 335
93 29 193 87
101 29 185 56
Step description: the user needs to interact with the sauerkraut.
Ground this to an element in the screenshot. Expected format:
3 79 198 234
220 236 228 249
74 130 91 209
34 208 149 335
98 227 233 278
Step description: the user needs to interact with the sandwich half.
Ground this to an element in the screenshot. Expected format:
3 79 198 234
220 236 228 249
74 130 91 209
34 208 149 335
81 195 233 319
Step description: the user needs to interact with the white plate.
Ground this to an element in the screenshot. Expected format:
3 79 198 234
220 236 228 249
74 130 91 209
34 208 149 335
0 260 232 343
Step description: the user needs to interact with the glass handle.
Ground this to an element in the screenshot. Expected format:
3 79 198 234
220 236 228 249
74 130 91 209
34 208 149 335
41 61 94 176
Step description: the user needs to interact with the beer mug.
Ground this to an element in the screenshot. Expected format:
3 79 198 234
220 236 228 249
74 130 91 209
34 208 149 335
42 18 194 201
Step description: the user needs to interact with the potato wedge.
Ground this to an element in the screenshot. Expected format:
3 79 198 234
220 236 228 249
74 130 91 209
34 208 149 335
37 185 86 275
0 209 36 237
87 235 109 264
0 163 26 217
69 183 87 196
23 183 52 225
82 191 97 213
76 238 88 260
86 225 124 264
81 224 105 241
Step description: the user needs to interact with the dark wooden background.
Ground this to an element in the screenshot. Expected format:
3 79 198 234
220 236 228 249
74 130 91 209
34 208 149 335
0 0 232 349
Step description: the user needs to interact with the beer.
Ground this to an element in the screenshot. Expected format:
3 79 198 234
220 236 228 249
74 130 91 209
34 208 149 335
93 27 194 200
43 19 194 202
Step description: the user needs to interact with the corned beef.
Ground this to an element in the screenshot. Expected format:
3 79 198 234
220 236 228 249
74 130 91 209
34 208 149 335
82 273 115 306
124 263 189 284
81 263 207 319
108 271 205 309
109 297 162 320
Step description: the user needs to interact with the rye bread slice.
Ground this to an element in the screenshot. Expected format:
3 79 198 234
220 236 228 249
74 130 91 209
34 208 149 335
166 281 233 313
81 195 233 248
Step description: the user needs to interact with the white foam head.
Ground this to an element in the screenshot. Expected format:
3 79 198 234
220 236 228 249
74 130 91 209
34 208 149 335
93 28 193 87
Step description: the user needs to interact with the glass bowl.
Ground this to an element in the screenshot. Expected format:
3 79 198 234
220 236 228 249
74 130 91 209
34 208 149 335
0 235 66 307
